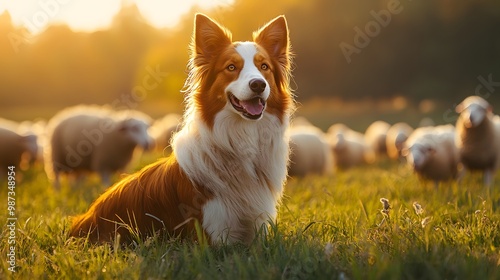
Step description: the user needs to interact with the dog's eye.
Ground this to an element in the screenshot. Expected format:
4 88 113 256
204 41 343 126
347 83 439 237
227 64 236 71
261 63 269 70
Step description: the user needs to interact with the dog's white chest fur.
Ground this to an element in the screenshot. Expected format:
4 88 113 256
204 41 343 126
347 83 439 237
172 110 289 244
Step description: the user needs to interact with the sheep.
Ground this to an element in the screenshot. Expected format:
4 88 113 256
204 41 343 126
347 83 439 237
364 120 390 159
418 117 435 128
148 113 182 153
0 118 19 130
386 122 414 161
494 115 500 170
290 116 315 128
288 125 332 177
44 105 154 187
17 119 47 164
0 126 38 174
327 123 350 136
403 124 459 187
0 118 47 162
327 124 374 170
455 96 498 186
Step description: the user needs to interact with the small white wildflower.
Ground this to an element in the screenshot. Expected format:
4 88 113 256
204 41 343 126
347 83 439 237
324 242 334 257
413 202 424 215
380 198 391 214
339 271 348 280
474 210 482 215
421 216 432 228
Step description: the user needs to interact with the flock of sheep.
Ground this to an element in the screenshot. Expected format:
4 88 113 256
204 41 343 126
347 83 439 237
0 105 179 186
290 96 500 187
0 96 499 188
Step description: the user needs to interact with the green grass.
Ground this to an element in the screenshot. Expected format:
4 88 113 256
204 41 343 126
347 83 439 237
1 156 499 279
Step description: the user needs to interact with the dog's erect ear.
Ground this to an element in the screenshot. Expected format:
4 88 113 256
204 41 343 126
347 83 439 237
253 16 290 69
193 13 232 63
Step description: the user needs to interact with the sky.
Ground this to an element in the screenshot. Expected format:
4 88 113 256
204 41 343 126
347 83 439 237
0 0 234 34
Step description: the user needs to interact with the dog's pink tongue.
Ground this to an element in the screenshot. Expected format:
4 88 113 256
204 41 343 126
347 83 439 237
240 98 264 115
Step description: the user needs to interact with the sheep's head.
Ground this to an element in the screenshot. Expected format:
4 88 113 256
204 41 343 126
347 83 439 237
394 132 409 156
456 96 492 128
330 133 346 153
21 134 38 168
118 118 154 151
403 143 435 171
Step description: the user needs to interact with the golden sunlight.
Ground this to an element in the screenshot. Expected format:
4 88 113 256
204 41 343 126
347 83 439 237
0 0 234 34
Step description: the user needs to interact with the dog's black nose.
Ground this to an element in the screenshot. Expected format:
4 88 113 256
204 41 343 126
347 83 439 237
249 78 266 94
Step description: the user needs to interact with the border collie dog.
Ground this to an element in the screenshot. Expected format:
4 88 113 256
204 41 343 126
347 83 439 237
69 13 294 245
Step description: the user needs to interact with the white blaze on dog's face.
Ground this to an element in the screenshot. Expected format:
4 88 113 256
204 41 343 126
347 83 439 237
190 14 291 126
225 43 271 120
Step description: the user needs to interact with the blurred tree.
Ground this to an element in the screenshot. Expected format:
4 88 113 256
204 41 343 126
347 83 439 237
0 0 499 120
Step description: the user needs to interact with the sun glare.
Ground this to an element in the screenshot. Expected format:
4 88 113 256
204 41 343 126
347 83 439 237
135 0 233 29
0 0 234 34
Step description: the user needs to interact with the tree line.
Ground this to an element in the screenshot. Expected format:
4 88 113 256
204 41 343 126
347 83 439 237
1 0 499 119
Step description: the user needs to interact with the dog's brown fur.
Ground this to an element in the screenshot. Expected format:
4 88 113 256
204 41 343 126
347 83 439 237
69 155 213 243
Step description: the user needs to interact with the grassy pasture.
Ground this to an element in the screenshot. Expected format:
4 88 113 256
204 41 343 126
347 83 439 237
1 154 499 279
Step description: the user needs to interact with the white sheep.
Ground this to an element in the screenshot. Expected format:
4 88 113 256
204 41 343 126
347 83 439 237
148 113 182 153
403 124 459 187
0 125 38 173
327 124 374 170
44 105 154 187
327 123 350 136
455 96 498 186
290 116 315 128
493 115 500 170
418 117 435 128
0 118 19 130
386 122 414 161
288 125 332 177
17 119 47 164
364 120 390 159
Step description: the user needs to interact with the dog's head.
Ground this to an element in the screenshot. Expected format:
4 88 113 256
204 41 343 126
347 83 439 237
185 14 293 127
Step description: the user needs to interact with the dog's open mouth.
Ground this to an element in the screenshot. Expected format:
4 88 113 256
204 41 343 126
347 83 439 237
228 93 266 120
